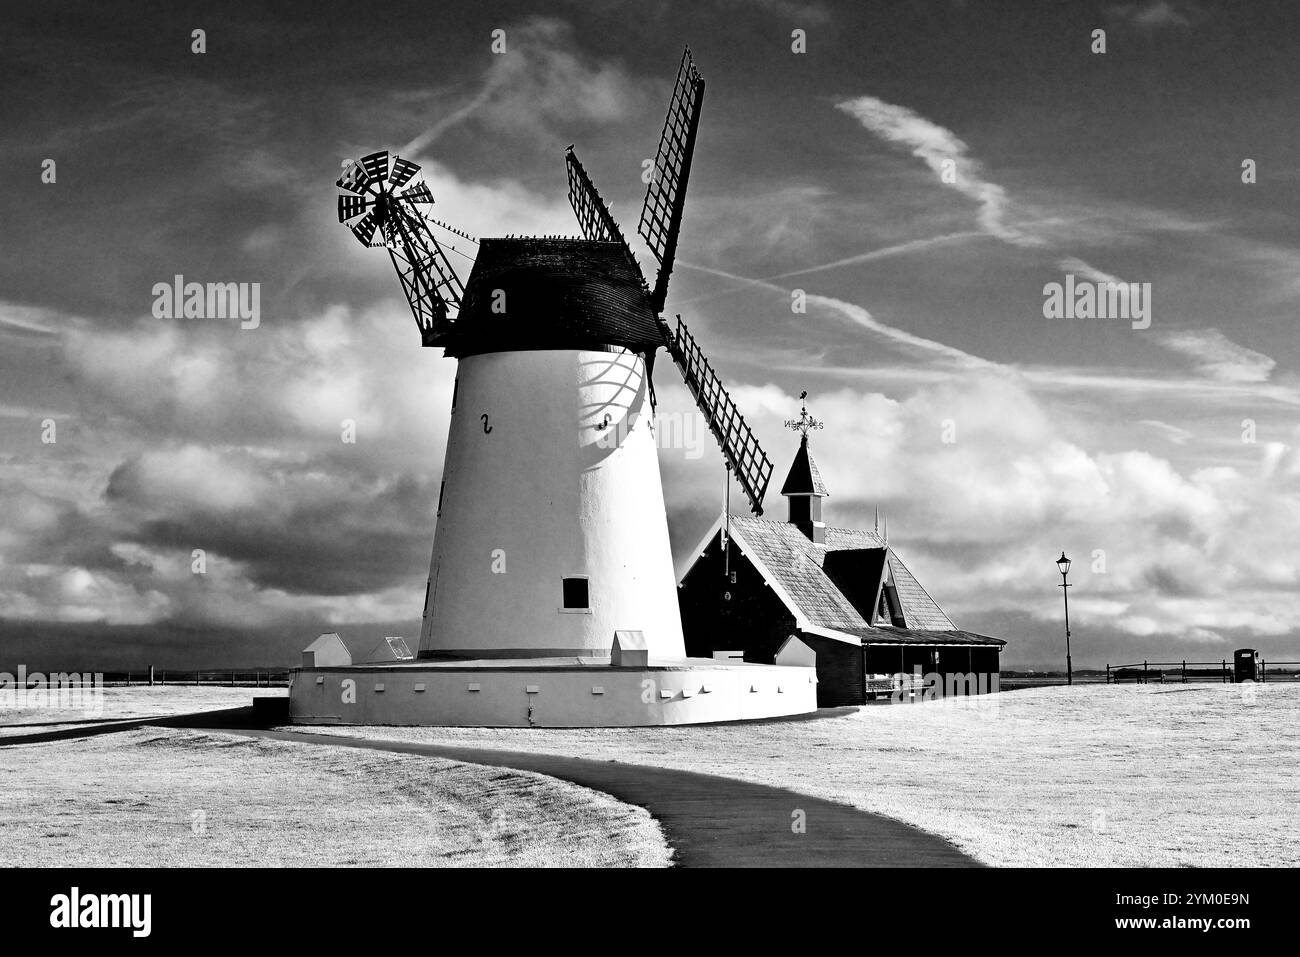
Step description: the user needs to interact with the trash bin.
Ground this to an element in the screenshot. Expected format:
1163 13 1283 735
1233 648 1260 682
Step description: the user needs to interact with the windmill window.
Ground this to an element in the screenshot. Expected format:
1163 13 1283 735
436 480 445 517
450 376 459 411
562 577 590 609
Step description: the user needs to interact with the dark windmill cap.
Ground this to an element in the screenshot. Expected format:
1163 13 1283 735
780 436 829 497
444 237 664 357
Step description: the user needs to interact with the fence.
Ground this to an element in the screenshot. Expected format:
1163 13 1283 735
102 670 291 688
1106 659 1300 684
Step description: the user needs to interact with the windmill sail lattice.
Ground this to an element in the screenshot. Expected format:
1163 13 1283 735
667 317 773 515
566 149 632 249
638 48 705 313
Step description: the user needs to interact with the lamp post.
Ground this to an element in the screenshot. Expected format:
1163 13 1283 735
1056 551 1073 686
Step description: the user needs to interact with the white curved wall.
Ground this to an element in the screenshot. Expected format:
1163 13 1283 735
418 348 686 659
290 663 818 728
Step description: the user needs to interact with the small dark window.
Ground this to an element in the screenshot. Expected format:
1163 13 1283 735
436 480 445 516
451 376 459 411
562 577 589 609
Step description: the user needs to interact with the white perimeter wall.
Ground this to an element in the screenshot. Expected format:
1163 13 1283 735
418 348 686 660
290 665 818 728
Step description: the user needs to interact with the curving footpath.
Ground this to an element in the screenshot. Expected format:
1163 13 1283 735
216 726 980 868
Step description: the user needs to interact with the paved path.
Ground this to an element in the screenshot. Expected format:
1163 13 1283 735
216 726 980 868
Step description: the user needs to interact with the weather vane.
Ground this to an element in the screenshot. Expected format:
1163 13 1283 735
783 390 824 439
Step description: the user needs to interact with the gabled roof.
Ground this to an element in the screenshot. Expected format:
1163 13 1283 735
887 553 955 630
304 632 347 653
727 516 875 630
448 238 662 357
684 514 998 646
823 547 888 622
779 437 828 496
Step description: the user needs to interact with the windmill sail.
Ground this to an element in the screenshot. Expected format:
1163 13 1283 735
667 315 773 515
385 204 465 343
638 48 705 314
566 149 630 247
335 150 466 344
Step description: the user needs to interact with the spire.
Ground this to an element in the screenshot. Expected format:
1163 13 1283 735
781 391 828 497
874 505 880 536
779 435 829 497
781 392 827 542
882 513 888 545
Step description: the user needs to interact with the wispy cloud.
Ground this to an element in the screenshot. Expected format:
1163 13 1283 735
836 96 1035 247
0 304 66 338
1139 419 1195 444
1156 328 1277 383
771 231 985 280
679 260 996 369
1106 1 1195 29
734 0 833 25
399 16 644 153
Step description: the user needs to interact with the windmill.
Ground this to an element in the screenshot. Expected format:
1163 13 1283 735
335 47 773 664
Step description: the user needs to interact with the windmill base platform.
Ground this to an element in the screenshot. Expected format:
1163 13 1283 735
288 657 817 728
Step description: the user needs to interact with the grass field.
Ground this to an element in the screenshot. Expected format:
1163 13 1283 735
302 683 1300 867
0 727 670 867
0 685 281 737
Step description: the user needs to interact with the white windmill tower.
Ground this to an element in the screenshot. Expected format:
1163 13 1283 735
335 49 774 666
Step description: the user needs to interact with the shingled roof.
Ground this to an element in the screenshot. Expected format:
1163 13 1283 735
834 625 1006 646
446 237 664 357
715 515 1003 647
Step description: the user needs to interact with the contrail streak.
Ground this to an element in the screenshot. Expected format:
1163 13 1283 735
677 261 996 370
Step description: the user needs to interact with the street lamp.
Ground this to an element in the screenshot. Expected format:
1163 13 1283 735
1056 551 1073 686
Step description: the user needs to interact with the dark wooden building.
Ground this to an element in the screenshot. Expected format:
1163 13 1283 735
678 435 1005 706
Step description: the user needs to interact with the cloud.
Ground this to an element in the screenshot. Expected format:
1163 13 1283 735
1106 1 1194 29
399 16 646 153
771 231 984 281
701 377 1300 652
836 96 1036 247
732 0 833 26
0 304 61 339
0 296 462 631
835 97 1133 292
1057 256 1126 286
402 159 577 243
1156 328 1276 383
1139 420 1194 445
107 446 272 514
679 260 996 369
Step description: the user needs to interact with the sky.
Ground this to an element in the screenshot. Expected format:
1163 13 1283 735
2 0 1299 670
